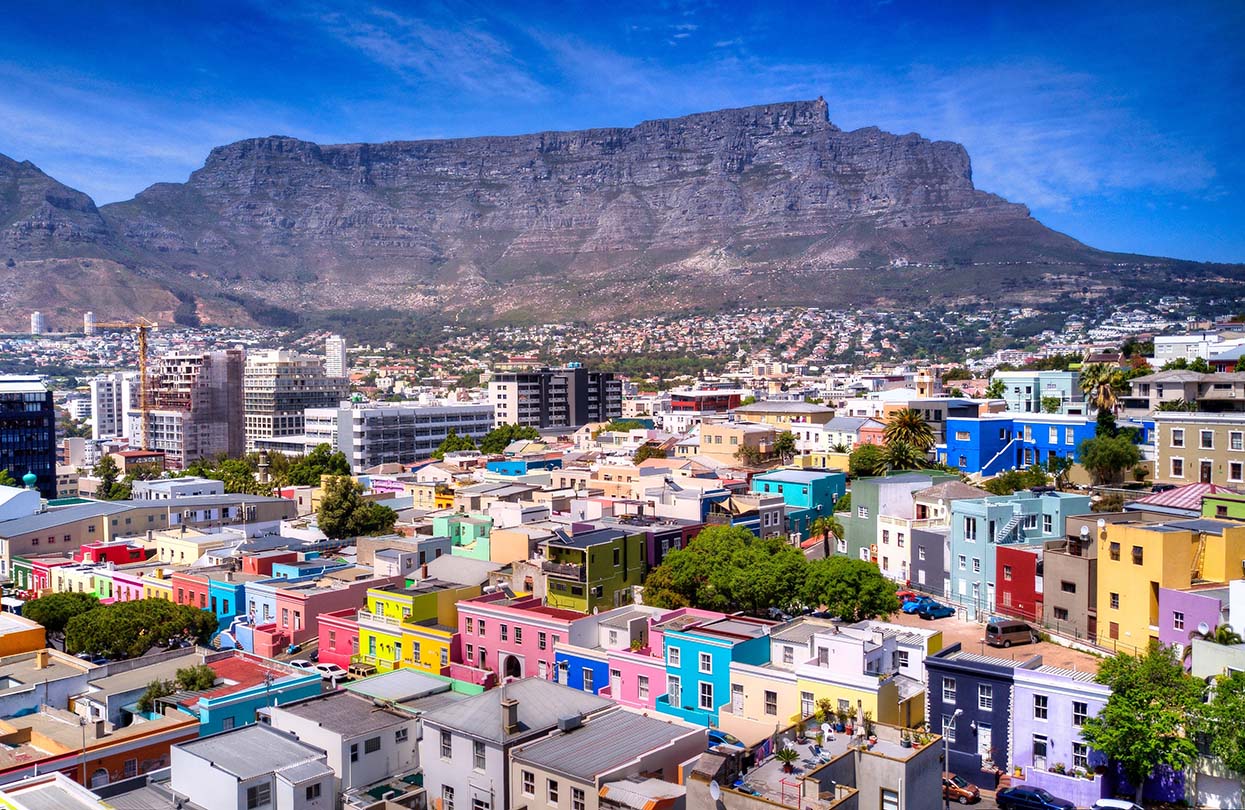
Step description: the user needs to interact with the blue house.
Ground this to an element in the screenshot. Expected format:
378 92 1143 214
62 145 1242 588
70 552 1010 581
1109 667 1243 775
555 646 610 693
939 415 1097 476
175 653 322 736
654 615 773 726
947 491 1091 620
486 457 563 476
751 469 847 538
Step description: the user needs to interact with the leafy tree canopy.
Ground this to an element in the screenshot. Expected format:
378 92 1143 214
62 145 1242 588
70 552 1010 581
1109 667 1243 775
1078 434 1142 485
983 465 1050 496
1040 396 1062 414
0 469 15 488
66 598 219 659
480 423 541 454
281 443 352 487
23 592 101 641
773 431 798 462
431 429 478 460
633 445 667 464
848 444 887 478
317 476 398 539
940 368 973 382
800 556 899 622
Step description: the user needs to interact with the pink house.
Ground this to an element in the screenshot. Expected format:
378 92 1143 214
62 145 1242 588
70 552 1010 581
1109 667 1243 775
111 567 150 602
317 608 360 670
255 574 402 657
456 592 602 682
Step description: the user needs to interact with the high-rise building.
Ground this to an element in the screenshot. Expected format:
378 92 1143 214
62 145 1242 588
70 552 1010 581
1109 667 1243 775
0 376 56 499
128 350 244 468
83 311 97 336
489 366 622 428
294 402 494 471
243 350 349 451
325 334 347 378
89 371 140 441
29 312 45 335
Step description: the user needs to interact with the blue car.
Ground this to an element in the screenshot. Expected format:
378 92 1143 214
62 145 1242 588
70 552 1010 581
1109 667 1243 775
902 596 937 615
919 603 956 620
996 786 1074 810
708 729 746 752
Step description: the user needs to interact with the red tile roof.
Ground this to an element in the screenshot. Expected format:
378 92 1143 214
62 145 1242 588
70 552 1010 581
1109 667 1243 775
179 655 291 707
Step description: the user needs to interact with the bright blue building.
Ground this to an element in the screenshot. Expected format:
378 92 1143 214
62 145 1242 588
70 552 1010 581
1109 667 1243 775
555 646 610 693
175 655 322 736
486 457 563 476
939 414 1102 476
751 468 847 538
654 615 772 726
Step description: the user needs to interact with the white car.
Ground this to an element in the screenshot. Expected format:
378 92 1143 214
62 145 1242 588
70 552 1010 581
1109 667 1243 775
1092 801 1143 810
315 663 348 681
288 659 315 671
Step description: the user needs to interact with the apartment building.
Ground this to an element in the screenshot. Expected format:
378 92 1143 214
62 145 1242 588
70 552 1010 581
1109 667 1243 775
1122 370 1245 416
88 371 139 442
1153 412 1245 487
297 402 494 471
990 370 1085 415
489 366 622 429
0 377 57 499
128 350 245 468
324 334 347 377
242 349 348 451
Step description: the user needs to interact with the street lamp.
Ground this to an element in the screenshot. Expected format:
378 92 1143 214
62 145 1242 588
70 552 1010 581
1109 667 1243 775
944 708 963 810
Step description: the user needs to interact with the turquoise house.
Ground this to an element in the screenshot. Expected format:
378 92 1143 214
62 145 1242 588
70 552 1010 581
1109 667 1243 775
655 615 773 727
175 656 322 736
433 513 493 560
751 469 847 538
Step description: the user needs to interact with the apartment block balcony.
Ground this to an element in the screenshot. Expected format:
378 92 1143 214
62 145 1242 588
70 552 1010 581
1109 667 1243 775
542 560 585 581
357 609 402 627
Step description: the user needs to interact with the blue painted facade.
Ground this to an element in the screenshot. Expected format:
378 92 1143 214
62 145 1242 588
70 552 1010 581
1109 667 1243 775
555 647 610 694
179 668 322 736
654 617 772 727
924 643 1026 781
939 415 1100 476
486 457 563 476
207 577 248 627
752 469 847 539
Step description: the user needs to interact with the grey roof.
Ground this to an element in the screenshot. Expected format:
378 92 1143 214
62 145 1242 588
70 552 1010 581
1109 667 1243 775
420 677 613 744
1033 665 1099 683
277 691 409 735
823 416 871 432
424 554 501 586
511 710 698 780
754 469 841 484
894 674 926 702
104 783 205 810
734 401 834 415
0 501 130 536
177 724 326 780
914 481 990 501
275 759 334 785
549 527 626 549
771 617 835 644
1167 518 1234 535
599 608 650 629
346 668 453 703
0 781 104 810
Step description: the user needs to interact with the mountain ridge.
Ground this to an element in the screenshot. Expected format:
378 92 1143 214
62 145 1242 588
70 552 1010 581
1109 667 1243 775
1 99 1239 331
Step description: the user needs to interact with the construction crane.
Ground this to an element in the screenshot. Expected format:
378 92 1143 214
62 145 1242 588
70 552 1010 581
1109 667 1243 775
94 318 158 450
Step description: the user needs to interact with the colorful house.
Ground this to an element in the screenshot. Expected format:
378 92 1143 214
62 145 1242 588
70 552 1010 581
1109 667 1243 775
317 608 360 670
458 591 600 682
1011 665 1112 806
750 468 847 539
433 513 493 560
541 526 646 613
174 651 322 736
654 614 774 726
355 578 480 674
938 414 1102 476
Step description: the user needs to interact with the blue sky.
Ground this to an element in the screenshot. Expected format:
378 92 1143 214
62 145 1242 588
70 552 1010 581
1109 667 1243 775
1 0 1241 262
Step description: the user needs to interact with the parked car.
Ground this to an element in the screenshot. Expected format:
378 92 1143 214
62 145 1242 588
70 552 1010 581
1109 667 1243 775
288 659 316 671
707 729 746 751
996 786 1075 810
942 773 980 805
986 619 1039 648
902 596 938 615
1091 801 1143 810
918 603 956 620
896 590 918 603
314 663 348 681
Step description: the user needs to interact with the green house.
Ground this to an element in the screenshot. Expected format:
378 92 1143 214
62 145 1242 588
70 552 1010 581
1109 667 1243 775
840 471 959 561
432 513 493 561
541 527 645 614
1204 492 1245 522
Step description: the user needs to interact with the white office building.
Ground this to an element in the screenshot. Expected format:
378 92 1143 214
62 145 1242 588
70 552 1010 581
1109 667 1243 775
243 350 349 452
325 335 347 378
88 372 139 441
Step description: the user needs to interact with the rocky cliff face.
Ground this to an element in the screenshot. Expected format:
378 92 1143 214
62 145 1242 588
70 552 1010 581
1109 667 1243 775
0 99 1211 329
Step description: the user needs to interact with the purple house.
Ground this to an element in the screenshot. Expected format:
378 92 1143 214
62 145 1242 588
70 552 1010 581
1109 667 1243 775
1011 665 1111 808
1158 585 1230 660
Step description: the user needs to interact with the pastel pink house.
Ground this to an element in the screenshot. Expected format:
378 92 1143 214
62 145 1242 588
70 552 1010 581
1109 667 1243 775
456 592 602 682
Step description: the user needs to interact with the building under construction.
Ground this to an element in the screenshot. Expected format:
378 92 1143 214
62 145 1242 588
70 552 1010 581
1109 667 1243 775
127 350 245 468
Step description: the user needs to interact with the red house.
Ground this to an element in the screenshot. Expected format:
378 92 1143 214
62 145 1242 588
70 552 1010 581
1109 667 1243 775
996 545 1043 621
172 569 215 612
75 540 148 565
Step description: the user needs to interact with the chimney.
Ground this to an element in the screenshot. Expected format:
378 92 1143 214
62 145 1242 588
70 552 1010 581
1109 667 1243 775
94 719 107 737
421 564 429 579
34 650 49 669
501 698 520 734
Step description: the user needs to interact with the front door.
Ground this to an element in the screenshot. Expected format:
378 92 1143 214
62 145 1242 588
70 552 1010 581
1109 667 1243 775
976 723 992 759
731 683 744 713
610 668 622 696
1202 461 1213 483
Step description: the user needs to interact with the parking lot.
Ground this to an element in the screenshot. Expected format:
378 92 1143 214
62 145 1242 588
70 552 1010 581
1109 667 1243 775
886 609 1104 672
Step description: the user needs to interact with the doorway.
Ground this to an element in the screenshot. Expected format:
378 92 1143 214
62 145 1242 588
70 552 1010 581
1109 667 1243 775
503 654 522 680
1201 461 1213 484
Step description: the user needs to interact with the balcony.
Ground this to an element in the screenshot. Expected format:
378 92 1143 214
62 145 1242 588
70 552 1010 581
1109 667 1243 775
542 560 585 581
357 609 402 627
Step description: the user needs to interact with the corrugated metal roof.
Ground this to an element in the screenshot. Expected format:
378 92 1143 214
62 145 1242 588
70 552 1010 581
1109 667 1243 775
278 691 408 734
1134 483 1238 512
420 677 613 743
176 724 325 780
346 668 453 702
1033 665 1099 682
512 710 697 780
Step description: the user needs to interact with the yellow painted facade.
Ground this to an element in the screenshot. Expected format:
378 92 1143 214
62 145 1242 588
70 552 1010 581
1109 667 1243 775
357 582 479 674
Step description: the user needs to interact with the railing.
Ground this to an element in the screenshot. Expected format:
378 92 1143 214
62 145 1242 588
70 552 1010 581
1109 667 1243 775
357 609 402 627
541 561 585 581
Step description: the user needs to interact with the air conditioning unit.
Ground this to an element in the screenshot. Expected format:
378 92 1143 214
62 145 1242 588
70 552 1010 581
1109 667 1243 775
591 586 603 598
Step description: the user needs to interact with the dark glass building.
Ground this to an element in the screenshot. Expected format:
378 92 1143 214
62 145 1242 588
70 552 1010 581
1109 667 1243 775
0 376 57 499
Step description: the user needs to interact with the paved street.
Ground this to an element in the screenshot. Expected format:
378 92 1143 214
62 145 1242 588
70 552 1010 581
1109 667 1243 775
886 609 1103 672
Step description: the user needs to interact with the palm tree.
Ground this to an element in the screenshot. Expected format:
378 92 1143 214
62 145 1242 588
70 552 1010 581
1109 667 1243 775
1079 363 1126 413
985 379 1007 399
883 408 935 452
808 515 845 556
829 442 850 454
1196 623 1245 646
884 440 925 471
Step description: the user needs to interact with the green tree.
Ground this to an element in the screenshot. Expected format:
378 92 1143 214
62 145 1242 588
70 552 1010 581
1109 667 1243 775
22 592 101 647
883 440 925 471
849 444 887 477
1081 645 1204 804
431 429 478 460
633 444 667 464
1040 396 1062 414
983 465 1050 496
597 419 647 434
1079 363 1127 412
828 442 850 454
941 368 973 382
317 476 398 540
772 431 797 463
0 469 15 488
283 443 352 487
883 409 934 452
800 556 899 621
1078 434 1142 485
834 492 851 513
808 515 844 555
947 387 964 398
1188 357 1212 373
985 378 1007 399
1206 670 1245 774
136 680 175 714
738 395 757 406
735 445 765 466
479 423 541 454
1157 399 1197 412
176 663 218 691
1235 357 1245 373
66 598 219 659
92 454 127 500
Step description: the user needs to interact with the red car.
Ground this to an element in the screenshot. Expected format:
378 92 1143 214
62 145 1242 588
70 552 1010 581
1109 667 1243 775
896 590 919 604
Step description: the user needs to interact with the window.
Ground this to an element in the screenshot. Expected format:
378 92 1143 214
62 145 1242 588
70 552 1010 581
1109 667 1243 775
1172 428 1185 448
965 517 977 541
918 544 926 561
1230 462 1244 483
306 784 322 802
500 624 508 641
608 629 619 647
1034 694 1048 720
978 683 993 710
898 533 905 548
1049 427 1058 443
1044 514 1053 533
1054 607 1069 620
465 617 473 633
466 643 474 662
1201 430 1215 450
1172 457 1185 478
1073 742 1089 770
1065 427 1075 445
1073 701 1088 726
1110 592 1120 609
1109 542 1120 561
782 645 794 665
1002 565 1013 581
972 558 981 574
801 691 814 717
246 784 271 809
522 770 535 796
572 788 585 810
1061 580 1076 594
857 506 869 519
638 675 649 701
350 743 358 762
365 736 381 754
699 652 712 674
443 786 455 810
478 620 486 636
942 714 956 742
1132 546 1144 565
882 529 890 545
538 631 547 650
440 730 452 759
668 646 680 666
1173 611 1185 631
896 650 909 668
699 681 714 710
668 675 681 707
473 740 486 770
765 690 778 715
1231 431 1244 452
547 779 559 805
942 676 956 703
956 431 970 441
959 555 967 571
396 728 408 743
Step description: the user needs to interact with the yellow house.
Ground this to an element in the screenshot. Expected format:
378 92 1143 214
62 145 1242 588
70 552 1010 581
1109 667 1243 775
732 401 836 428
698 422 776 464
142 567 176 601
718 663 800 744
356 579 480 674
0 613 47 656
154 528 232 566
1097 519 1245 650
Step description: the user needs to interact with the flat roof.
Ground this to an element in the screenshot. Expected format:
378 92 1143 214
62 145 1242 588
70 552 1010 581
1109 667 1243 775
176 724 325 780
754 469 840 484
512 710 696 780
0 651 95 696
277 690 408 735
548 527 626 549
346 668 453 703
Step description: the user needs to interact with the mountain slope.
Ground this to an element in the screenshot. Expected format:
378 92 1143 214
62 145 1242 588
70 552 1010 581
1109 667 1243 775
0 99 1237 329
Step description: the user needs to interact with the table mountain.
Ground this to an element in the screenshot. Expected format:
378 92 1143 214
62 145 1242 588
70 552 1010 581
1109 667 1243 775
0 99 1236 329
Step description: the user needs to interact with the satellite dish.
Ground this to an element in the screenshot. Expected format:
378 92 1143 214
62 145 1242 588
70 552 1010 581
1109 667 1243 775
709 780 721 801
1198 622 1211 636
